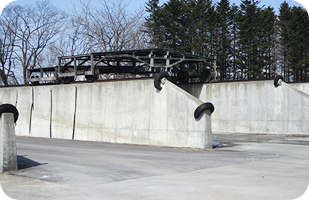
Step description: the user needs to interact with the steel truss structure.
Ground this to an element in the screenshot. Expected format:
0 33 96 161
26 48 216 84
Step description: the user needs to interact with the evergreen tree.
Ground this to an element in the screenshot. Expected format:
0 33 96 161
259 7 276 79
144 0 309 82
289 6 309 81
145 0 163 47
278 1 292 81
189 0 216 75
238 0 272 79
230 4 241 80
215 0 233 80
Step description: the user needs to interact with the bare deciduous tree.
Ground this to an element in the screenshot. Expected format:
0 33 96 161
72 0 148 53
1 0 66 84
0 15 19 85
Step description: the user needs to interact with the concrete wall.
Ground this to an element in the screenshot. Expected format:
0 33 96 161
290 82 309 95
181 80 309 135
0 79 212 149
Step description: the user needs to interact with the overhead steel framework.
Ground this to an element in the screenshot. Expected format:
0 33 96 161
26 48 216 84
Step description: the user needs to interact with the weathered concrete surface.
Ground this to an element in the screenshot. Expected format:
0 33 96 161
72 80 211 149
1 136 309 200
51 85 76 140
31 86 51 138
15 88 31 137
0 79 212 149
181 80 309 135
0 113 17 173
290 82 309 95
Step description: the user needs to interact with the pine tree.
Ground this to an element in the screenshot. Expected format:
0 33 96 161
289 6 309 81
238 0 266 79
230 4 241 80
259 7 276 79
145 0 163 47
278 1 292 81
215 0 233 80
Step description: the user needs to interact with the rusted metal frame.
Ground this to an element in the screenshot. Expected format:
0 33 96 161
39 68 57 81
26 67 57 83
94 56 107 67
103 54 151 69
149 51 154 69
164 51 172 71
100 60 114 67
75 59 87 69
74 57 77 74
58 57 61 77
165 59 185 69
85 54 94 76
59 54 91 78
60 54 90 59
58 56 76 77
40 68 43 79
132 56 151 67
26 68 32 82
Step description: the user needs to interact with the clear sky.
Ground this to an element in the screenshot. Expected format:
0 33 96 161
1 0 308 16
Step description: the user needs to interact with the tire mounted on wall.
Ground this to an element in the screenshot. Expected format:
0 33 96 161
194 102 215 119
0 104 19 123
154 72 171 90
274 75 284 87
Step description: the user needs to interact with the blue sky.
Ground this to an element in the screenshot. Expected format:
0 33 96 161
1 0 308 15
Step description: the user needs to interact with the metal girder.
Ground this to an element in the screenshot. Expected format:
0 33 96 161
28 48 216 84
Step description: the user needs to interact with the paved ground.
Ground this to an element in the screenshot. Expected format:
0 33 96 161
1 134 309 200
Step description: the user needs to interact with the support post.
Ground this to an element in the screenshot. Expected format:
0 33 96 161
0 113 17 173
204 110 213 150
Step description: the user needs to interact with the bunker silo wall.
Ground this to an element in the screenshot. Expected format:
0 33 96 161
0 79 212 149
181 80 309 135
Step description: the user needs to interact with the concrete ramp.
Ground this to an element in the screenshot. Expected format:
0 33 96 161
0 79 213 149
181 80 309 135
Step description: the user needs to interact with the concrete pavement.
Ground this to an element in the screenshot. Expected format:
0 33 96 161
1 134 309 200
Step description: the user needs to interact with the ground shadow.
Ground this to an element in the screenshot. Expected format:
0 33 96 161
17 155 47 170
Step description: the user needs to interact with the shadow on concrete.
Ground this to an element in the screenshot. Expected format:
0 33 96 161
17 155 47 170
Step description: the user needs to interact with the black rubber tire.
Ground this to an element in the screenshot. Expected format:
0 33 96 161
177 71 189 84
274 75 284 87
194 102 215 119
200 69 213 82
61 67 74 84
0 104 19 123
154 72 171 90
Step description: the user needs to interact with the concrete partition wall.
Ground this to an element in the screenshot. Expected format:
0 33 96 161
0 87 17 106
181 80 309 135
0 79 212 149
51 85 76 139
30 86 52 138
0 87 31 136
162 81 212 148
73 80 212 149
15 87 32 136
